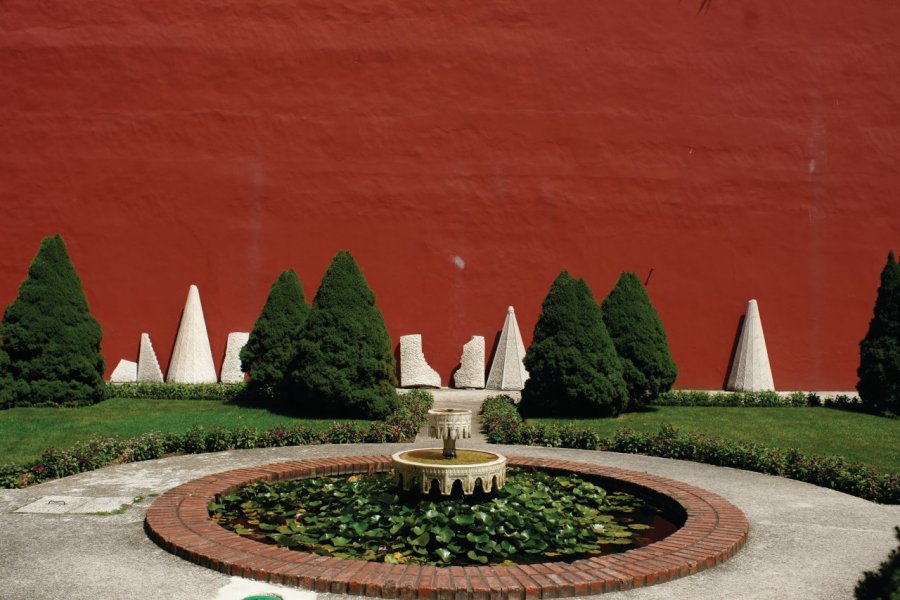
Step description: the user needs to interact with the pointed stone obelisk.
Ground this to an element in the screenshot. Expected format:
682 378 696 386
220 332 250 384
137 333 164 383
486 306 529 391
726 299 775 391
399 334 442 388
166 285 218 384
453 336 485 389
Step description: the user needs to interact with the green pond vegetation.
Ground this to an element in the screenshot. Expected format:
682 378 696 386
530 406 900 474
209 468 667 566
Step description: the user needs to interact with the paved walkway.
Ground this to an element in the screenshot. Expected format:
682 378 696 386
0 389 897 600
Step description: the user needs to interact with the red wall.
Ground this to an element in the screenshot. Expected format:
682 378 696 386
1 1 899 390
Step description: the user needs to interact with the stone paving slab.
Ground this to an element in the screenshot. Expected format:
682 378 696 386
0 441 897 600
14 495 135 514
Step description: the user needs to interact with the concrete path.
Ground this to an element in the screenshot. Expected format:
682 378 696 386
1 437 897 600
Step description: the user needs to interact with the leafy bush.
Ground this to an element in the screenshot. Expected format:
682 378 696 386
858 251 900 416
107 382 246 401
0 390 433 489
285 251 399 419
856 527 900 600
519 271 627 418
601 272 678 407
241 269 310 399
481 395 900 504
0 235 105 408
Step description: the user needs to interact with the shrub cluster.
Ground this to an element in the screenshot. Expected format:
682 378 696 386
283 251 399 419
857 251 900 416
0 235 105 408
519 271 628 418
107 382 247 402
601 272 678 407
481 396 900 504
0 390 432 489
240 269 310 399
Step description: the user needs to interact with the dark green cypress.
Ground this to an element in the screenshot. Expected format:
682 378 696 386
601 272 678 408
0 234 105 408
520 271 628 418
285 251 399 419
857 251 900 415
240 269 310 398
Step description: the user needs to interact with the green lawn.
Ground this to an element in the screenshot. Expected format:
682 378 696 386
0 397 366 465
530 407 900 474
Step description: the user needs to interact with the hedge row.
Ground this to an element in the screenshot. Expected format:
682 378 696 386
105 382 247 402
0 390 432 489
481 395 900 504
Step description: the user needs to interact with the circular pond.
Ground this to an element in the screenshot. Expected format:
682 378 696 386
145 455 749 598
209 467 680 566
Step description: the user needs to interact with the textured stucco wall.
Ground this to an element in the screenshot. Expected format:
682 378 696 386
1 1 899 389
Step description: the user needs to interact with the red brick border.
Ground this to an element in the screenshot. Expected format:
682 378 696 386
145 455 748 597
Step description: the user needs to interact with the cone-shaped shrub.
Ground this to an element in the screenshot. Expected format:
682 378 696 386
601 272 678 407
857 251 900 415
519 271 628 418
285 251 399 419
0 235 105 408
240 269 310 398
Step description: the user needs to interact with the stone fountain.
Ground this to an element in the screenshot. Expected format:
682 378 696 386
392 408 507 495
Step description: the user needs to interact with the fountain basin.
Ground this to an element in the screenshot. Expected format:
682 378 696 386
392 448 507 495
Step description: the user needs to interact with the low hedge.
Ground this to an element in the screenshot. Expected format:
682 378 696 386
0 390 433 489
481 395 900 504
106 382 247 401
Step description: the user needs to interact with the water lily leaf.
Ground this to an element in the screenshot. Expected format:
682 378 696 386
332 536 350 547
435 548 452 563
466 532 490 544
628 524 650 530
453 514 475 526
408 532 430 547
466 550 488 564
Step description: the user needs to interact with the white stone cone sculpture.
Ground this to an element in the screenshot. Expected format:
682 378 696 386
137 333 165 383
486 306 529 390
166 285 218 383
726 299 775 391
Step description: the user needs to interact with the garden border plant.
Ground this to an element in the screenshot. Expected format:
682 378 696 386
481 395 900 504
0 390 433 489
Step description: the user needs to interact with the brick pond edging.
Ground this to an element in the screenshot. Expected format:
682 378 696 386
144 455 749 598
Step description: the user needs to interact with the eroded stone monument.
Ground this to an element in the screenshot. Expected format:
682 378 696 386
399 334 441 388
453 335 485 389
110 359 137 383
220 332 249 384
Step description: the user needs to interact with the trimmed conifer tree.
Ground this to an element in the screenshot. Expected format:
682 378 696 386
285 251 399 419
519 271 628 418
0 234 105 408
601 272 678 407
857 251 900 415
240 269 310 398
